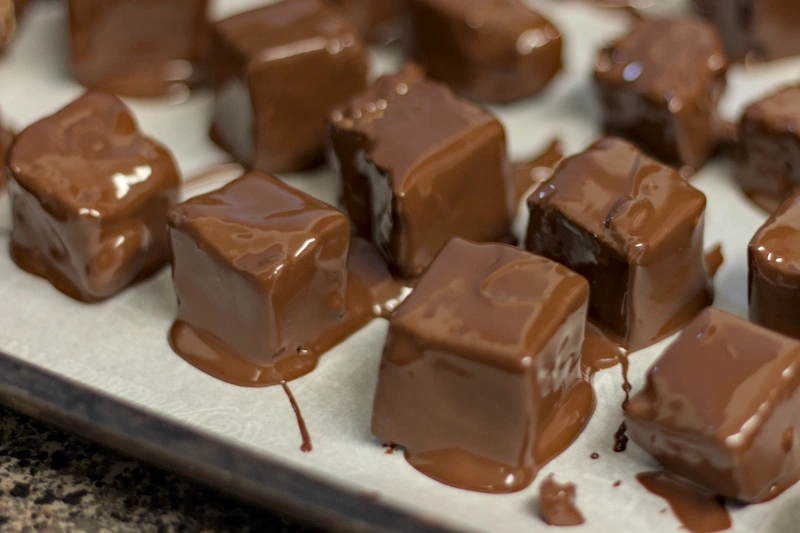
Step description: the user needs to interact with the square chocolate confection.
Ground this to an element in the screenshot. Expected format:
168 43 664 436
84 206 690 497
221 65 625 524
525 137 712 351
736 86 800 213
210 0 369 174
406 0 562 104
327 0 403 43
594 18 728 170
168 172 351 385
328 64 512 278
8 92 180 302
68 0 209 98
626 307 800 503
694 0 800 63
749 190 800 339
372 238 593 493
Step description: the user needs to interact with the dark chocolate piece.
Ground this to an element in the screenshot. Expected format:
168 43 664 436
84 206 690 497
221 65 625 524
525 137 713 351
405 0 562 104
210 0 369 174
736 86 800 213
594 18 728 170
68 0 209 98
7 92 180 302
749 190 800 338
694 0 800 63
626 308 800 503
636 472 731 533
371 238 594 493
328 64 513 278
538 474 585 527
327 0 404 43
168 172 389 387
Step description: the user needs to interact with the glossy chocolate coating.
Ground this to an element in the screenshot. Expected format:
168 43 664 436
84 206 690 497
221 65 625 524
694 0 800 63
8 92 180 302
327 0 404 43
736 86 800 213
626 308 800 503
371 238 594 493
210 0 369 174
68 0 209 98
525 137 713 351
749 190 800 339
328 64 512 278
538 475 585 527
405 0 562 104
594 18 728 170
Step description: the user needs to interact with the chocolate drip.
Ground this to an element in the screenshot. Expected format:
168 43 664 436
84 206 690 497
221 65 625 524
281 381 312 453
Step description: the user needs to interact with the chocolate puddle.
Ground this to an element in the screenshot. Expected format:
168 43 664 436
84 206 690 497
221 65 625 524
171 237 403 387
281 380 312 453
511 139 564 204
637 471 731 533
538 474 585 527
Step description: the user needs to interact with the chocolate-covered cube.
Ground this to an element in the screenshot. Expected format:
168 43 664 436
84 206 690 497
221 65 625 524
8 92 180 302
525 138 712 351
68 0 209 98
168 172 351 384
594 18 728 170
736 86 800 213
749 190 800 339
327 0 404 43
210 0 369 174
406 0 562 104
694 0 800 63
626 308 800 503
328 65 512 278
372 238 593 493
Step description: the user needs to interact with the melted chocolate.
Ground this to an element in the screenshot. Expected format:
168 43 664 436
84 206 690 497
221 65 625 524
511 139 564 205
406 0 562 104
68 0 210 98
705 243 724 277
281 381 312 453
372 238 595 493
210 0 369 174
694 0 800 64
538 474 585 527
637 471 731 533
736 86 800 213
8 92 180 302
328 64 513 278
526 138 714 353
613 422 628 453
0 0 16 53
627 308 800 503
749 190 800 338
327 0 404 43
168 172 401 387
594 18 728 170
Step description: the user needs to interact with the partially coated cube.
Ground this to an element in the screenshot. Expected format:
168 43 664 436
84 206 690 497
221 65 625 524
594 18 727 170
210 0 369 174
328 65 512 278
626 308 800 503
371 238 592 493
526 137 712 351
68 0 209 97
8 92 180 302
168 172 351 381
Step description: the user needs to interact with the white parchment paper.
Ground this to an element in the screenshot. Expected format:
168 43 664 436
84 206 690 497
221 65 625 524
2 1 800 531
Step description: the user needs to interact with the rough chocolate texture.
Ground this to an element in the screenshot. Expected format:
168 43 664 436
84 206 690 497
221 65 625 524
327 0 403 43
525 137 713 351
371 238 594 493
694 0 800 63
8 92 180 302
749 190 800 339
328 65 512 278
68 0 209 98
405 0 562 104
626 308 800 503
594 18 727 170
736 86 800 213
210 0 369 174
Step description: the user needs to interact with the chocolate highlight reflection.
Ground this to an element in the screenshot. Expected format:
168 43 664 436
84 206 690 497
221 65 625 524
8 92 180 302
371 238 594 493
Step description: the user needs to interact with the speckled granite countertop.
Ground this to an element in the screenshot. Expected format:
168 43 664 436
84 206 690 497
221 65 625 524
0 405 321 532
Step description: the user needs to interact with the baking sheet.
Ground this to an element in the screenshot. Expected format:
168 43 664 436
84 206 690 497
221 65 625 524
2 1 800 532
